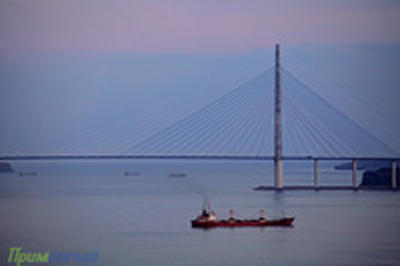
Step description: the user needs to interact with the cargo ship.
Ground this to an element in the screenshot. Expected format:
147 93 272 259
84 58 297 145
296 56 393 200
191 208 294 229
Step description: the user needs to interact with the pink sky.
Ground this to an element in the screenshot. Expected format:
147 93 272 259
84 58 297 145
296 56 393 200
1 0 400 54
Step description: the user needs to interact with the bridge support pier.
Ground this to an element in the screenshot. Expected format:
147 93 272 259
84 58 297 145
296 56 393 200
392 160 397 190
314 159 319 190
352 160 358 190
274 159 283 190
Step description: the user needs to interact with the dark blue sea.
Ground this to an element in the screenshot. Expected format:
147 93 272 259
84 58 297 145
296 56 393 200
1 160 399 265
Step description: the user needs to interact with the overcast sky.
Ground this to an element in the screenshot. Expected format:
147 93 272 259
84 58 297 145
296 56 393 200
1 0 400 54
0 0 399 155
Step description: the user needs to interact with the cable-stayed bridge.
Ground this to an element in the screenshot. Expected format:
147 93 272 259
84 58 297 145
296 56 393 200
1 45 399 189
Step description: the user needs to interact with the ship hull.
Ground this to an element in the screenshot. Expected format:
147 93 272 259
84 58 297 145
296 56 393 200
191 217 294 229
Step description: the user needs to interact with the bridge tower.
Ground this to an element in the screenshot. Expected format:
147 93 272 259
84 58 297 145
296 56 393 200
274 44 283 189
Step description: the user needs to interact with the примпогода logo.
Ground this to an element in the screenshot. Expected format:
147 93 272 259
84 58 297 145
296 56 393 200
8 246 98 266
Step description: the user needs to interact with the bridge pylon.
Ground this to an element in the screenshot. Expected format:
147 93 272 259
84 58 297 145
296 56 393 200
274 43 283 189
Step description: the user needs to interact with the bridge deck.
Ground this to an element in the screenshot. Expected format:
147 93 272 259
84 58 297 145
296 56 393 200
254 185 398 191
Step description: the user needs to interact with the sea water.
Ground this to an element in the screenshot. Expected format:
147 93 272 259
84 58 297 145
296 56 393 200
0 160 399 265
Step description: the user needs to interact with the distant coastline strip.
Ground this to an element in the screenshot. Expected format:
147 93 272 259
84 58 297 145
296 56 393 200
1 155 399 161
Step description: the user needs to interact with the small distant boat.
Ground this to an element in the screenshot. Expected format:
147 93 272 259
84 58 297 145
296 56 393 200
124 171 140 176
0 162 13 173
191 208 294 229
168 173 187 178
18 171 38 176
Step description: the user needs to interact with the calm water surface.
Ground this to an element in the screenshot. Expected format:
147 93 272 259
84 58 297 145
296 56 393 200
1 161 399 265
